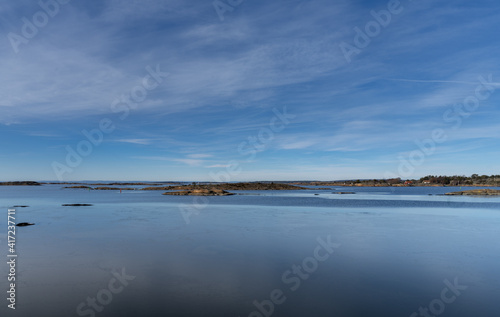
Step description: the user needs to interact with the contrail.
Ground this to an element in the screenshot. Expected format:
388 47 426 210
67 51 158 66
383 78 500 86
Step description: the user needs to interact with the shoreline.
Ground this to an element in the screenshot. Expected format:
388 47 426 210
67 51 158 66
2 182 500 188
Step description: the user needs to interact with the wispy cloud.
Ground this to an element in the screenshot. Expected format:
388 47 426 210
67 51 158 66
2 0 500 180
171 158 204 166
205 164 229 168
115 139 154 145
278 140 318 150
187 154 212 159
383 78 500 86
132 156 169 161
132 155 209 167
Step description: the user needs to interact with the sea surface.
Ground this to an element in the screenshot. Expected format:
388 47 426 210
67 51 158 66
1 185 500 317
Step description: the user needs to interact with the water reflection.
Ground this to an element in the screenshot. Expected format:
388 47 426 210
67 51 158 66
1 186 499 316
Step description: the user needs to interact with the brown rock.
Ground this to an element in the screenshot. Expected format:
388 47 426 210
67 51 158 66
445 189 500 196
163 189 234 196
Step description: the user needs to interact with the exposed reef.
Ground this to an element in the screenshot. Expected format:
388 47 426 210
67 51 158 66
0 181 41 186
93 187 135 190
65 186 92 189
64 186 134 190
163 189 235 196
156 182 308 191
445 189 500 196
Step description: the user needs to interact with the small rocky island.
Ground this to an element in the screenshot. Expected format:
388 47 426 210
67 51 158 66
163 189 234 196
158 182 307 196
445 189 500 196
65 185 92 189
93 187 135 190
148 182 308 191
64 186 135 190
0 181 41 186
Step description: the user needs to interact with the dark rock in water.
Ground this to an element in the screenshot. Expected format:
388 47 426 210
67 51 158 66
64 185 92 189
314 194 320 196
16 222 35 227
332 192 356 194
13 205 29 208
62 204 93 206
94 187 134 190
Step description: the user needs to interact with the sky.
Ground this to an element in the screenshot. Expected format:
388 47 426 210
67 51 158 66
1 0 499 181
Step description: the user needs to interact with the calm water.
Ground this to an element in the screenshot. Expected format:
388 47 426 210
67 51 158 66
1 185 500 317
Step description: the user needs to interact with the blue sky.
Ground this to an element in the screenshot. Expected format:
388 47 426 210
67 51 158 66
1 0 499 181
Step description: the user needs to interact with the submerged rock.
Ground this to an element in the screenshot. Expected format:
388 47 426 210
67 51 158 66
16 222 35 227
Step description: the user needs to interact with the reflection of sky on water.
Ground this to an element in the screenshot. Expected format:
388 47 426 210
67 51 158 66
1 185 499 316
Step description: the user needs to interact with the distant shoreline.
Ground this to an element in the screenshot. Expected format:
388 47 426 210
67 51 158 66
2 180 499 197
1 175 499 188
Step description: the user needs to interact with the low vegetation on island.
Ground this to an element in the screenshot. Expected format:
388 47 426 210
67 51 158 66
7 176 500 199
445 189 500 196
62 182 307 196
161 182 308 191
93 187 135 190
292 174 500 187
159 182 307 196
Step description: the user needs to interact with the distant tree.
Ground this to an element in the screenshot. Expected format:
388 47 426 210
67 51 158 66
387 178 401 185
